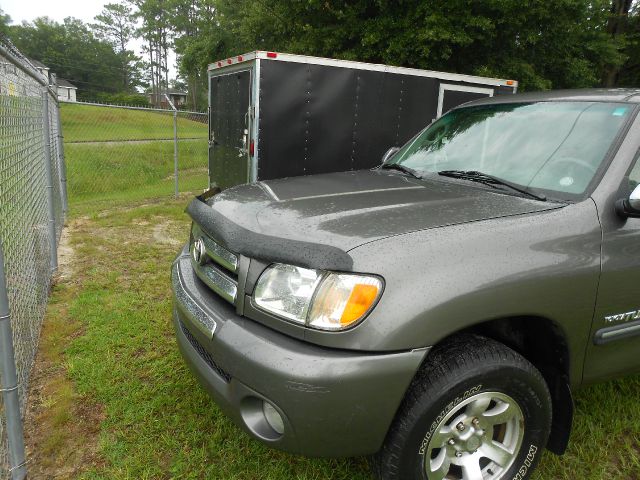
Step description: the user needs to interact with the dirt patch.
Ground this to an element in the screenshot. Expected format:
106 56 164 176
152 220 183 247
23 221 106 479
23 368 106 480
55 224 77 281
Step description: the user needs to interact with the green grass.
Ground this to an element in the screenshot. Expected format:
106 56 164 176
61 103 209 211
65 139 208 210
61 103 208 142
31 200 640 479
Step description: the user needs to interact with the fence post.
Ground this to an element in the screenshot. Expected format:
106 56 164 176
174 110 179 198
56 104 69 218
165 94 179 198
0 246 27 480
42 90 58 274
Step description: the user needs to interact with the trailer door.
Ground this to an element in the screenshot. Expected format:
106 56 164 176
209 70 252 189
437 84 494 118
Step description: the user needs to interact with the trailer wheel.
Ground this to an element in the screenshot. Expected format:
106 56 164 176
371 334 552 480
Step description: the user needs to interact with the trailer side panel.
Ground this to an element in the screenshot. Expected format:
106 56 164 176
208 54 518 186
258 60 443 180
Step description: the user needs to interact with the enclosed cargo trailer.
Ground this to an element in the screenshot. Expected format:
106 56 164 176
207 51 517 189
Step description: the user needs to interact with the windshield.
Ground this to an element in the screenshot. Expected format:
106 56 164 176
389 101 633 199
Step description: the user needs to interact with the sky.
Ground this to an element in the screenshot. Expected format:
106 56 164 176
2 0 111 26
1 0 178 78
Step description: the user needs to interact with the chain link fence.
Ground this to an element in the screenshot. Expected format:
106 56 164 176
62 101 208 208
0 36 209 480
0 37 66 479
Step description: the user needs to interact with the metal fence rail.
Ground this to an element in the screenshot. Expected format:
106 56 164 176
0 37 66 479
61 100 208 206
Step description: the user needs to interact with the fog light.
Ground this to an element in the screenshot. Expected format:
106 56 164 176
262 401 284 435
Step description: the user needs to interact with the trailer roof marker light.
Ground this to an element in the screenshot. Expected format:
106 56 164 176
266 52 278 59
238 55 243 62
506 80 515 86
217 62 222 67
227 59 233 65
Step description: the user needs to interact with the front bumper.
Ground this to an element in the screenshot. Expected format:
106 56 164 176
172 252 429 457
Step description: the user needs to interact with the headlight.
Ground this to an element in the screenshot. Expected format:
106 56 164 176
253 264 322 323
253 264 383 330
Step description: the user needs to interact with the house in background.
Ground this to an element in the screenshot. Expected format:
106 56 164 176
56 78 78 102
28 58 78 102
148 90 188 109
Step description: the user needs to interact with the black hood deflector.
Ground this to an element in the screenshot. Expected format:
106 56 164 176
187 196 354 271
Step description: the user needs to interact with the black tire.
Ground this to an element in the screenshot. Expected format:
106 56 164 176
371 334 552 480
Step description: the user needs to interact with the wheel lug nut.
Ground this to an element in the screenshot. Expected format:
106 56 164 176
456 422 465 431
472 418 480 427
448 438 455 445
455 451 462 457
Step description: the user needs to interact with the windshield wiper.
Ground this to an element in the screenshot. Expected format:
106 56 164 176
438 170 547 201
380 163 422 179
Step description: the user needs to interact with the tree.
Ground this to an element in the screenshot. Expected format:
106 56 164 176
611 0 640 86
10 17 124 96
0 8 11 36
172 0 220 108
92 2 142 90
601 0 634 86
130 0 173 105
161 0 640 101
203 0 630 91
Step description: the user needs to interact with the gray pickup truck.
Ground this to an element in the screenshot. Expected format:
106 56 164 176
172 89 640 480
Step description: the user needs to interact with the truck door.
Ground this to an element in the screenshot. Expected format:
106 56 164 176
437 84 494 118
584 151 640 382
209 70 252 189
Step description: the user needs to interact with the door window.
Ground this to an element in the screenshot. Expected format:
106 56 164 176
629 153 640 190
392 101 632 199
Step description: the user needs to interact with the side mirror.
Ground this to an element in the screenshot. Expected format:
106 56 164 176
616 184 640 219
381 146 400 164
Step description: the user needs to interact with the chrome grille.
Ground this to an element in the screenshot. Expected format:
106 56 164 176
190 223 239 305
198 230 238 273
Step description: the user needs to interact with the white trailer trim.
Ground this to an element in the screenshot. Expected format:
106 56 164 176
437 84 495 118
208 51 518 89
251 59 261 182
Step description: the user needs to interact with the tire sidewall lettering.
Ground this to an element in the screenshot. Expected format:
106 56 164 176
512 444 538 480
417 384 482 456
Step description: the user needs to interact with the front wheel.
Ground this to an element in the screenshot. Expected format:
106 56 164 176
372 334 552 480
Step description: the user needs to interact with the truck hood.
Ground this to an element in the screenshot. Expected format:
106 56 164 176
189 170 562 269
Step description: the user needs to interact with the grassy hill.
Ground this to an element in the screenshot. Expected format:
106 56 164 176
61 103 209 209
61 103 208 142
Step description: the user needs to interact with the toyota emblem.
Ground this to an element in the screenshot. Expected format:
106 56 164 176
191 238 206 265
